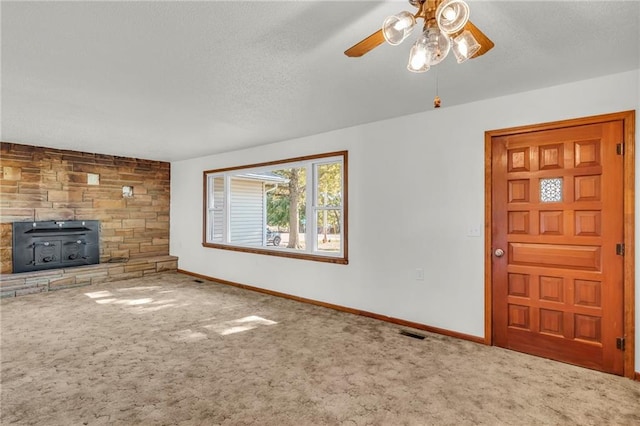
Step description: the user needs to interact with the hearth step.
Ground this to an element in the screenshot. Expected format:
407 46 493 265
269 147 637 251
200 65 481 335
0 255 178 298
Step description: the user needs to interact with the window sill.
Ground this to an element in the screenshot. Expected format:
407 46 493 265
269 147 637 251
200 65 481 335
202 242 348 265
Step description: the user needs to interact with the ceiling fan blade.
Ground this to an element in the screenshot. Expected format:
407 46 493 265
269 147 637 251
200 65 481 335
344 29 386 57
464 21 495 59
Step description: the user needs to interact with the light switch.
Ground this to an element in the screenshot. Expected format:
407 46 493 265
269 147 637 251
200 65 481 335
467 225 481 237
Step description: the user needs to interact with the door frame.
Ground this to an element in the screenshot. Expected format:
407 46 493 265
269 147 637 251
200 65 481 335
484 110 636 379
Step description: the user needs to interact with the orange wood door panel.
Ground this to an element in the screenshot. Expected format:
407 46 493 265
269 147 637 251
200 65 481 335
492 120 624 375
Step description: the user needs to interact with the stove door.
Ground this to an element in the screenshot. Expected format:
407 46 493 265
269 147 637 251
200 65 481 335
61 238 89 264
32 239 62 267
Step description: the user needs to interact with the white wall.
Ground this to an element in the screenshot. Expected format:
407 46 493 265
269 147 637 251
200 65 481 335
171 69 640 372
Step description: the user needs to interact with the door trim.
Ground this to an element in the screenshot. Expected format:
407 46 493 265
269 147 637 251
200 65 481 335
484 110 636 378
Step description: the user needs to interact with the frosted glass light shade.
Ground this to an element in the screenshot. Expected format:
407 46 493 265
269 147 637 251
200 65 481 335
452 30 481 63
436 0 470 35
382 11 416 45
424 27 451 66
407 36 430 73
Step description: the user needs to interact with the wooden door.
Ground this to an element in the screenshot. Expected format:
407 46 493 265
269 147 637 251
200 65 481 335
491 120 625 374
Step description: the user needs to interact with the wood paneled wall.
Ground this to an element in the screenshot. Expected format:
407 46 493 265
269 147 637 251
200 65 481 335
0 143 170 273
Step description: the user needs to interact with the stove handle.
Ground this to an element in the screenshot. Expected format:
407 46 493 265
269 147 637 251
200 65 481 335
32 242 56 247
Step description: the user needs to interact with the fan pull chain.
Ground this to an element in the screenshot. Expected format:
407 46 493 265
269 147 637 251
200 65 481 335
434 68 441 108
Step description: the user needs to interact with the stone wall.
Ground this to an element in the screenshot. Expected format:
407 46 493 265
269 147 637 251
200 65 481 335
1 142 171 273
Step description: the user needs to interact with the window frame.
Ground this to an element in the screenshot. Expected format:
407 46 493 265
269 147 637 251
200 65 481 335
202 151 348 265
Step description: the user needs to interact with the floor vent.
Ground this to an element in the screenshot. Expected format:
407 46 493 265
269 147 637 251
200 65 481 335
193 279 204 283
399 330 426 340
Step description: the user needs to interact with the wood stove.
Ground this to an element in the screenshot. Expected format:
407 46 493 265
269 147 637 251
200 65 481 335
12 220 100 273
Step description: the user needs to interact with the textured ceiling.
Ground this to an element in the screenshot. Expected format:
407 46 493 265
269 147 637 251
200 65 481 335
2 1 639 162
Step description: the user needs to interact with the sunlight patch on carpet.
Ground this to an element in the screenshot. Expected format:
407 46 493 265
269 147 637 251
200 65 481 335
203 315 278 336
85 287 187 312
85 290 114 299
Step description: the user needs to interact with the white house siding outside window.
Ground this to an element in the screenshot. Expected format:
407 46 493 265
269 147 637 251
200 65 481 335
203 151 348 264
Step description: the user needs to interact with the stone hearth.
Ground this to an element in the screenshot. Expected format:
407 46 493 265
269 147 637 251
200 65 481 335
0 255 177 298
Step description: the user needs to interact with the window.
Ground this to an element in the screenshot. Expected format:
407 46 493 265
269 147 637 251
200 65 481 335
203 151 347 264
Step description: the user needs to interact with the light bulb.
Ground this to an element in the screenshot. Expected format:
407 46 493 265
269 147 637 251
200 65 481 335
458 39 468 57
435 0 470 35
393 15 413 31
407 35 430 73
409 48 428 70
382 12 416 45
443 6 457 21
410 53 424 69
452 30 480 63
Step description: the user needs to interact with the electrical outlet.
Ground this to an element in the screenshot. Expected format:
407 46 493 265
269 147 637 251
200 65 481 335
415 268 424 280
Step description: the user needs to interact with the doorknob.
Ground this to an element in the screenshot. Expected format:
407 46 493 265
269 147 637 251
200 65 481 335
494 248 505 257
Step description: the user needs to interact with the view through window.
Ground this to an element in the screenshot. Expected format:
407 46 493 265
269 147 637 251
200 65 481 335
203 151 347 264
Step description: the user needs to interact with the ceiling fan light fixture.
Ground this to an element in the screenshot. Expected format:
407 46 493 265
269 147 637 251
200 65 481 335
436 0 470 35
452 30 481 63
343 0 494 74
382 11 416 45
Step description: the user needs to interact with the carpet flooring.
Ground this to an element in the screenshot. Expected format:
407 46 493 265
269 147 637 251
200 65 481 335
1 272 639 425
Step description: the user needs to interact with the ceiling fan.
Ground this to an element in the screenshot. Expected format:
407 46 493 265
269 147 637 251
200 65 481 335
344 0 494 73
